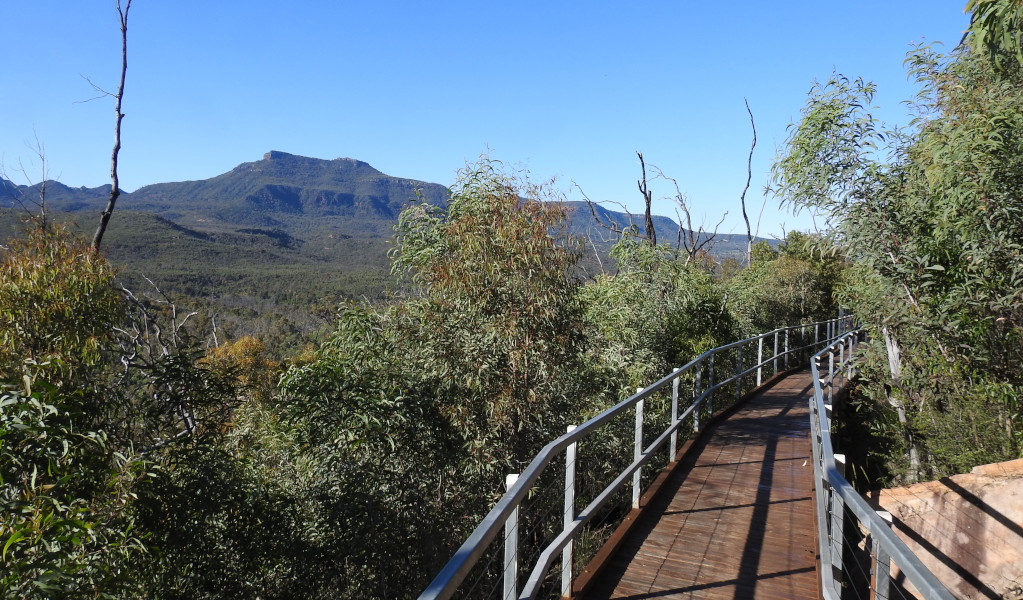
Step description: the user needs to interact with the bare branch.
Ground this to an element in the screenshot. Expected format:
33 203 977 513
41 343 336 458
2 135 52 226
92 0 132 252
588 236 605 276
636 151 656 247
210 314 220 348
75 74 116 103
574 181 636 243
740 98 757 264
651 164 724 265
754 193 768 244
699 211 728 256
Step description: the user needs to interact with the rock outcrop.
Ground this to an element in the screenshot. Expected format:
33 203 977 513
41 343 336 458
878 458 1023 599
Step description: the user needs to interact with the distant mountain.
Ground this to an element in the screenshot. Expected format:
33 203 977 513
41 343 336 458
0 152 771 354
127 151 450 229
1 151 767 255
4 151 450 237
0 177 110 212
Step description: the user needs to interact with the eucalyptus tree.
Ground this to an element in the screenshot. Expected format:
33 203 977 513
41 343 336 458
771 5 1023 479
275 156 607 598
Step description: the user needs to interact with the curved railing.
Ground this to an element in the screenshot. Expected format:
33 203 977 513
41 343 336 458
420 316 855 600
810 331 955 600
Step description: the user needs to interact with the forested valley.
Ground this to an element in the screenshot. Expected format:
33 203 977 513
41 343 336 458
3 2 1023 598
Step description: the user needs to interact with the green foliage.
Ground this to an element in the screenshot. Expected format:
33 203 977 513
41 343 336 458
727 232 844 334
390 157 594 471
274 307 462 598
771 75 895 219
204 336 280 404
582 236 731 390
1 384 144 599
965 0 1023 73
0 221 270 599
772 23 1023 480
0 222 123 390
0 149 853 598
750 239 778 265
266 157 606 597
0 223 147 597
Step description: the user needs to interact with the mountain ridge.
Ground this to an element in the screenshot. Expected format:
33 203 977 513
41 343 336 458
0 151 772 356
1 150 763 250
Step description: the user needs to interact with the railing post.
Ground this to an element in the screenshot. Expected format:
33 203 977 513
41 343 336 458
830 456 846 586
707 357 716 417
735 346 743 401
873 510 894 600
840 338 847 388
847 336 855 380
504 473 519 600
784 328 790 369
828 349 835 406
815 322 819 347
757 336 763 386
694 364 702 433
670 371 680 460
633 388 643 509
773 330 779 375
562 426 577 599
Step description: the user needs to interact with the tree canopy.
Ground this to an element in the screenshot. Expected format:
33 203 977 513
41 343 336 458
772 8 1023 480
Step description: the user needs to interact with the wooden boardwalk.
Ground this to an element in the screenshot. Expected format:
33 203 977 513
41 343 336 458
581 371 820 600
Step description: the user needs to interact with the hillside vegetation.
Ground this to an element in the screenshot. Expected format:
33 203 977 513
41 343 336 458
1 152 765 359
773 1 1023 483
1 153 840 599
3 3 1020 597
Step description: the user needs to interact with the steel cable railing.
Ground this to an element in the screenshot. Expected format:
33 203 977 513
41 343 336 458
810 331 956 600
419 316 855 600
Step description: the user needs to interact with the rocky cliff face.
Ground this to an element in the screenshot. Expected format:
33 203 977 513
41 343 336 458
878 458 1023 599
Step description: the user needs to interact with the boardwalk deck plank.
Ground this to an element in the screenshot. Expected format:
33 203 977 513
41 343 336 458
581 371 820 600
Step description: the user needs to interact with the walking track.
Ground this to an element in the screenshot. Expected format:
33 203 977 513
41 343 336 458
581 370 820 600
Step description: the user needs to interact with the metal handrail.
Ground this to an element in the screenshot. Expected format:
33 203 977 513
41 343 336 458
419 316 855 600
810 331 955 600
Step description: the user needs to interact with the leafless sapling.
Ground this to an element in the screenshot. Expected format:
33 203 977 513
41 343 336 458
91 0 132 252
739 98 758 265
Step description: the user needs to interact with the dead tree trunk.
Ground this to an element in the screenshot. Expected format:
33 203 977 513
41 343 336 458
740 99 757 265
92 0 132 253
637 151 656 247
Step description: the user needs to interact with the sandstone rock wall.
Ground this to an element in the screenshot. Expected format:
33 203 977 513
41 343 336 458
878 458 1023 600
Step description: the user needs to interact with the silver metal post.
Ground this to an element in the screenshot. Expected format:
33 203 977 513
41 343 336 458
784 328 790 369
562 426 577 598
840 339 846 387
735 346 743 400
828 350 835 406
670 371 679 460
757 336 763 386
830 456 846 582
846 337 855 380
773 330 779 374
633 388 643 509
504 473 519 600
874 510 893 600
708 355 715 415
694 364 702 433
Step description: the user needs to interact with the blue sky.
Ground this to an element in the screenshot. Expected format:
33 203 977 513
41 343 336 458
3 1 971 238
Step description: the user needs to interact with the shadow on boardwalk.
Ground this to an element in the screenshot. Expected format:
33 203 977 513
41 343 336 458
581 371 820 600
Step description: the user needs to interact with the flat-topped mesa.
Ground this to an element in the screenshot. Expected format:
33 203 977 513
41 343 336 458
257 151 376 174
263 150 293 161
